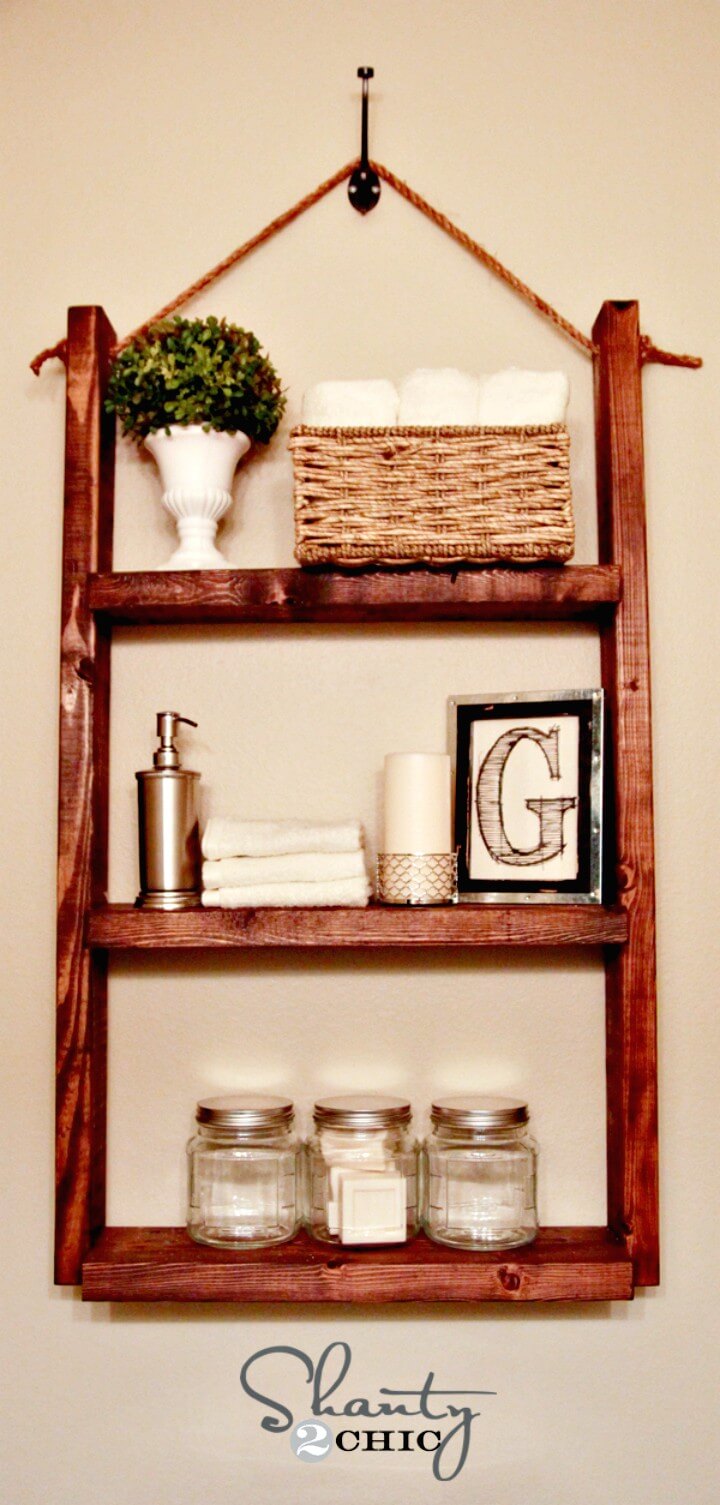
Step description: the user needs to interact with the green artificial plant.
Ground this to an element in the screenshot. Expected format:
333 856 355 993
106 316 286 444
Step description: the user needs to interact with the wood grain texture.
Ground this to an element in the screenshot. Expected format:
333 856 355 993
88 902 628 950
593 302 659 1287
82 1227 633 1303
55 308 115 1284
88 565 621 624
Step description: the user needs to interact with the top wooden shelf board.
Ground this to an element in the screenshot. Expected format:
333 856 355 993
88 566 621 626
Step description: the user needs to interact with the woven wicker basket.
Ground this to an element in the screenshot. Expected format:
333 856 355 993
290 424 574 568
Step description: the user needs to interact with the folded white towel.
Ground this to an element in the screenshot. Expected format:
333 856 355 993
477 369 570 426
202 876 371 908
302 380 398 428
398 368 483 426
202 818 364 861
202 850 368 889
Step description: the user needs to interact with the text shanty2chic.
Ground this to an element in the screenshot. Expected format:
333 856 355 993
240 1340 495 1481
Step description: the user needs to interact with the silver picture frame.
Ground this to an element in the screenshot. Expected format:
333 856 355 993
448 689 604 904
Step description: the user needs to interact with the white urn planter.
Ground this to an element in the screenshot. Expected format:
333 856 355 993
144 425 251 569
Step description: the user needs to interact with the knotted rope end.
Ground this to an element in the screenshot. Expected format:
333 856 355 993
30 339 68 376
640 334 702 369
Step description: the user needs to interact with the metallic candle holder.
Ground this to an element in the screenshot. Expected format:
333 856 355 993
376 852 459 906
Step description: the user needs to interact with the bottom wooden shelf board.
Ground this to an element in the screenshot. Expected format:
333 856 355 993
82 1227 633 1303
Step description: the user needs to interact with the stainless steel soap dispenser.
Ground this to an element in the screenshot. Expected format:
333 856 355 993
135 712 202 909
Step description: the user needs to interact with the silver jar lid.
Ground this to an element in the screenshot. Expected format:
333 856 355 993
431 1094 529 1130
314 1093 412 1129
196 1093 294 1129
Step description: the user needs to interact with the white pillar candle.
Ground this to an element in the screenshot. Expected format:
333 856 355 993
383 753 452 854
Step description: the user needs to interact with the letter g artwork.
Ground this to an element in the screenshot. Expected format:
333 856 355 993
449 691 604 905
476 725 576 868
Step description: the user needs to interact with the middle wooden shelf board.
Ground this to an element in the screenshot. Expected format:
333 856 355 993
88 902 628 950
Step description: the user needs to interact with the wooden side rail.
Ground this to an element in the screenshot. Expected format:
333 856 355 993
55 308 115 1283
594 301 659 1286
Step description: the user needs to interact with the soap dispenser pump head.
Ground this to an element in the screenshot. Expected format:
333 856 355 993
153 711 198 770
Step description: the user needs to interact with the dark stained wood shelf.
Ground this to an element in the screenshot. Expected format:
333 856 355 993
88 901 628 950
54 302 660 1301
88 564 621 625
82 1226 633 1303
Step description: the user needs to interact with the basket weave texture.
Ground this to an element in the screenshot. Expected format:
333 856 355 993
290 424 574 568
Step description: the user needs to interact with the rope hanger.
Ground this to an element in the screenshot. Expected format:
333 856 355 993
30 132 702 376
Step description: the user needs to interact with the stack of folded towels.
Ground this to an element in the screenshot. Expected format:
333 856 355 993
301 367 570 428
201 818 371 908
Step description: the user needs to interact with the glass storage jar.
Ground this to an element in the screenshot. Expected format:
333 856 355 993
423 1095 538 1250
306 1094 419 1245
187 1093 300 1249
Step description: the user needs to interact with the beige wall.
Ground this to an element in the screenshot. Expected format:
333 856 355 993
2 2 718 1500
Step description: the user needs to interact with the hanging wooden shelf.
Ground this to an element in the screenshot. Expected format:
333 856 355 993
54 301 660 1304
82 1227 633 1304
88 901 628 950
88 565 622 625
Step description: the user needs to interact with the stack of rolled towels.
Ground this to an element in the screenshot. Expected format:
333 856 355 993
301 367 570 428
201 818 371 908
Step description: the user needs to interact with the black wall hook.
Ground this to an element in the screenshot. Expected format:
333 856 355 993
348 67 381 214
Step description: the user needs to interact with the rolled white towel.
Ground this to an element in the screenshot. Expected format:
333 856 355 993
302 380 398 427
202 850 368 889
202 817 365 861
477 369 570 426
202 876 371 908
398 368 483 426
